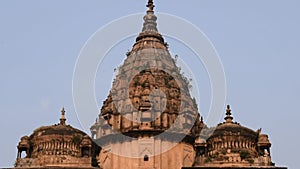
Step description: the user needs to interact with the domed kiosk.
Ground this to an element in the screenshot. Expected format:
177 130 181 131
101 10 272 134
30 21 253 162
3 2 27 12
194 105 275 167
15 108 98 168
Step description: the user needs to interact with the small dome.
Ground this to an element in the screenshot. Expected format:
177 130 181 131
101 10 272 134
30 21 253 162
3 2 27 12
30 123 86 138
207 121 258 160
210 122 257 140
195 105 275 167
15 108 95 168
29 107 87 139
209 105 257 140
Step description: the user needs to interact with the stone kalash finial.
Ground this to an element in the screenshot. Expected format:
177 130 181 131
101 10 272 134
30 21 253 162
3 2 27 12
142 0 158 32
147 0 155 12
132 0 165 51
59 107 66 125
224 105 233 123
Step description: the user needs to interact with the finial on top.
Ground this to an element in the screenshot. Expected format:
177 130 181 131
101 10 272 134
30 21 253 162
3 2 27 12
226 105 231 114
61 107 65 115
60 107 66 125
224 105 233 123
147 0 155 12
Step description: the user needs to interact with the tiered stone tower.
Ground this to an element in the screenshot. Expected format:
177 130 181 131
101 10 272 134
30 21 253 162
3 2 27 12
90 1 203 169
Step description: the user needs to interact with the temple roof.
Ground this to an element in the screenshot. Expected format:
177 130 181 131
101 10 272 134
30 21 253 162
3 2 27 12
208 105 258 139
30 108 86 138
93 0 202 137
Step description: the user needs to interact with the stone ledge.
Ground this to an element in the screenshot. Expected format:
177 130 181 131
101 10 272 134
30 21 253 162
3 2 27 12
2 167 98 169
182 167 288 169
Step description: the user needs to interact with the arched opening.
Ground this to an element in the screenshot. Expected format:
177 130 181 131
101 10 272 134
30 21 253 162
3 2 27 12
20 151 26 158
81 147 90 157
144 155 149 161
17 149 28 159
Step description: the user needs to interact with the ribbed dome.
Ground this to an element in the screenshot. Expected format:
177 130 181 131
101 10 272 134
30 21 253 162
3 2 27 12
30 108 86 138
201 105 261 166
211 123 257 139
15 108 95 168
208 105 257 140
30 123 86 138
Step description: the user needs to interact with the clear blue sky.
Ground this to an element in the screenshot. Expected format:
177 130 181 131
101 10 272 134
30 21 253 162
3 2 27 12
0 0 299 168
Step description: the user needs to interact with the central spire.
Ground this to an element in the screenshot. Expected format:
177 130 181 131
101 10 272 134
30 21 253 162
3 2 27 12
132 0 166 51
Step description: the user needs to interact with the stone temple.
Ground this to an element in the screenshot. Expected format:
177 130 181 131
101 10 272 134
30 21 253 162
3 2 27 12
11 1 287 169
